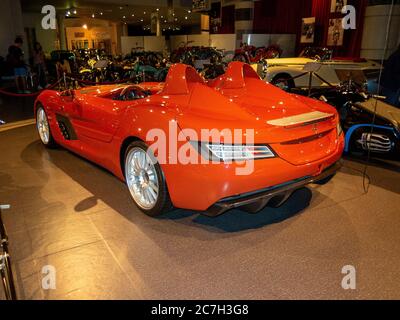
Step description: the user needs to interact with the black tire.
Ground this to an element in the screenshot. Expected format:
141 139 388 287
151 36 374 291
314 174 335 185
271 74 295 92
36 105 57 148
124 141 173 217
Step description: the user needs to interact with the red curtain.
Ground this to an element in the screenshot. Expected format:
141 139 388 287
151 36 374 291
251 0 367 57
344 0 368 58
220 5 235 34
311 0 368 57
253 0 312 34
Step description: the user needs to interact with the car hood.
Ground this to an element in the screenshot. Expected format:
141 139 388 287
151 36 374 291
265 57 381 69
265 57 314 66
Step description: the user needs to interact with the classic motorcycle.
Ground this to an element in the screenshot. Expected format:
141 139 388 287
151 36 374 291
304 80 400 158
233 43 282 63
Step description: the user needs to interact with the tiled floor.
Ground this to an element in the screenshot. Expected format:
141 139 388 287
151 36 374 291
0 125 399 299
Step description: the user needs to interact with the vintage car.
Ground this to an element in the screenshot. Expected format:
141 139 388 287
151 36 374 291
34 62 344 217
253 47 381 92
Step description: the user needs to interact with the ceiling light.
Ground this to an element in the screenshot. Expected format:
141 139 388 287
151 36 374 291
73 9 77 14
131 14 134 17
185 16 188 20
123 16 126 19
82 24 88 29
156 8 159 11
91 14 95 18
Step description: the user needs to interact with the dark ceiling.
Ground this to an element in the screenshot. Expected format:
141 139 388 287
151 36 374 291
20 0 199 27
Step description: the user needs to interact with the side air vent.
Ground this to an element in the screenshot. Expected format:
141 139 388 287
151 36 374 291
55 114 78 140
58 121 71 140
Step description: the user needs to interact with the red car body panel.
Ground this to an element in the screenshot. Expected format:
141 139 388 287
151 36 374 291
35 62 344 211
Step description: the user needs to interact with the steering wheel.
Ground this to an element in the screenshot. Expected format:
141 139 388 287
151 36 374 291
119 85 150 101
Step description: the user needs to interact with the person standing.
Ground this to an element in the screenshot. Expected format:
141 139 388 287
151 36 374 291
7 37 29 93
381 45 400 108
33 42 48 89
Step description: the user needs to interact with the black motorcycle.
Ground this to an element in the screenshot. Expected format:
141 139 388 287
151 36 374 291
302 80 400 159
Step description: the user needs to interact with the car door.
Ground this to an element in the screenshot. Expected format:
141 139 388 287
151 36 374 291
69 94 128 143
68 86 147 144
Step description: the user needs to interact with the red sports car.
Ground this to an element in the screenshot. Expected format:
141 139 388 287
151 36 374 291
34 62 344 217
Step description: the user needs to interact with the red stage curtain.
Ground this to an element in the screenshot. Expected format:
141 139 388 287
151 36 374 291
220 5 235 34
253 0 312 34
345 0 368 58
251 0 367 57
311 0 368 57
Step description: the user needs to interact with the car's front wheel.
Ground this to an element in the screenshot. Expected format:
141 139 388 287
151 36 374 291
36 105 56 148
271 74 295 92
124 141 173 216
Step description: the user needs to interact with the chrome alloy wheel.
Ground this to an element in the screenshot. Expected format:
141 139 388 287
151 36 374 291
125 147 159 210
36 108 50 145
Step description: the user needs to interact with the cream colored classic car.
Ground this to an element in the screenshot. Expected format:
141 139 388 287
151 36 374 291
253 48 382 92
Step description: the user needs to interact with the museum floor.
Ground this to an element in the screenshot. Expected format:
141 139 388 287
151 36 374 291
0 124 399 300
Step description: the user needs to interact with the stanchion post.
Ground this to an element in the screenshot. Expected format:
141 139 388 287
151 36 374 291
63 72 67 90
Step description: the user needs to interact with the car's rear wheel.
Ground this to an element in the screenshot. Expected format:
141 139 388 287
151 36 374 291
124 141 173 217
36 106 56 148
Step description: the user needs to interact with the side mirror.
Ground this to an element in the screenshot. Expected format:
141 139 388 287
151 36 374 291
61 89 75 101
